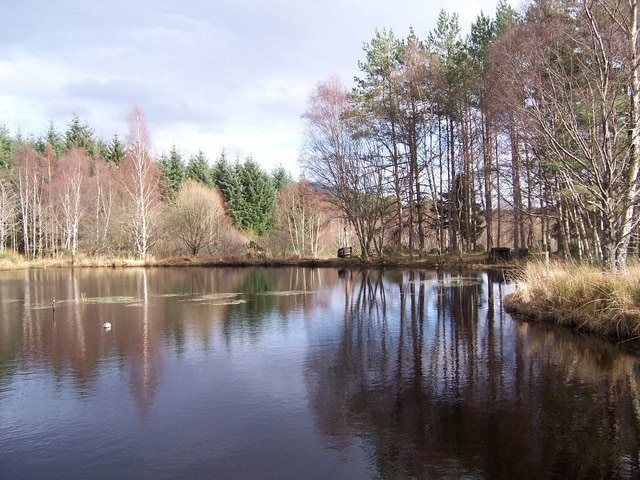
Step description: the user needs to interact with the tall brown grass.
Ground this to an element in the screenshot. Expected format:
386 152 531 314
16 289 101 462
504 261 640 340
0 252 149 270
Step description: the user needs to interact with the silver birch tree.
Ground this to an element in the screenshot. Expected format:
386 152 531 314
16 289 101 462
0 172 16 252
54 148 87 259
123 107 161 261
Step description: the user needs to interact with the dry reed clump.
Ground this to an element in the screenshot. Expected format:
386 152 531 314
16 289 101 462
504 261 640 340
0 251 26 270
0 253 151 270
72 255 148 268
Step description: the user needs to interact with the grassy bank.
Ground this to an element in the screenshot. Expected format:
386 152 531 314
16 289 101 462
0 251 494 271
504 261 640 342
0 252 148 270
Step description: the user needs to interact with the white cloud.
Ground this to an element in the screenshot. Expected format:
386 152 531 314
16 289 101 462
0 0 504 177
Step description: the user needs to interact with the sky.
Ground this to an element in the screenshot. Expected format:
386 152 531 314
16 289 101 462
0 0 507 177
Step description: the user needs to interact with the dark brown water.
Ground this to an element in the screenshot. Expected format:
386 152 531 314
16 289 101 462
0 267 639 479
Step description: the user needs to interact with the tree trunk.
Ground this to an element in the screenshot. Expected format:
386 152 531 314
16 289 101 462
618 0 640 269
482 113 494 252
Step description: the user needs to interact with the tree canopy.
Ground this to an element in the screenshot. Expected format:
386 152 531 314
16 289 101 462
2 0 639 269
301 0 640 269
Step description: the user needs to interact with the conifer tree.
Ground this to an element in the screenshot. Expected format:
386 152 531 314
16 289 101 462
271 165 290 191
158 145 185 195
185 150 213 187
105 134 125 165
65 113 95 156
212 152 241 204
234 158 277 236
44 120 64 158
0 125 13 170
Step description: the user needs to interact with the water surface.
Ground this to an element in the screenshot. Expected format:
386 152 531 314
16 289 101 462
0 267 639 479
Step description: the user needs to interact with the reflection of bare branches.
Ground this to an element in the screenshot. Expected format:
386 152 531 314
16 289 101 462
129 269 161 419
305 269 640 479
627 363 640 429
4 267 640 477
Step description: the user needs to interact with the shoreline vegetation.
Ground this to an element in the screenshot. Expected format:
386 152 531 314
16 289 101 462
504 261 640 344
0 251 495 271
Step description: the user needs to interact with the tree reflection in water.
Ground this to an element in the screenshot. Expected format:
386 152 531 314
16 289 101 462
305 269 640 479
2 267 640 478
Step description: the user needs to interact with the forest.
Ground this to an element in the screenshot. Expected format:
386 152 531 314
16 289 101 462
1 0 638 270
0 107 318 262
302 0 639 270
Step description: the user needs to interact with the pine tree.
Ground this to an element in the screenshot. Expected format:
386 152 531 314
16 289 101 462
0 125 13 170
105 134 125 165
185 150 213 187
353 29 406 251
271 165 290 191
235 158 277 236
65 113 95 156
212 152 241 203
44 120 64 158
158 145 185 195
213 155 277 236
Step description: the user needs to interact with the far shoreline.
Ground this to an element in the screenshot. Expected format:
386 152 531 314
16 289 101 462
0 252 506 271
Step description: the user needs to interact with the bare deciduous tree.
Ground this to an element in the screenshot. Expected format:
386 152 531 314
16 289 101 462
53 148 88 259
123 107 161 261
0 171 17 252
301 75 389 257
13 146 46 258
166 179 226 255
278 180 327 258
529 0 638 268
85 160 118 255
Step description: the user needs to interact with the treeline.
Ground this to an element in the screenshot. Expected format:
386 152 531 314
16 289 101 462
3 0 637 268
0 108 335 261
302 0 640 269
